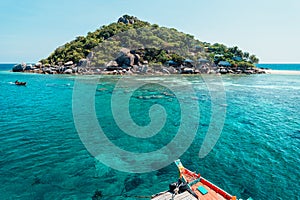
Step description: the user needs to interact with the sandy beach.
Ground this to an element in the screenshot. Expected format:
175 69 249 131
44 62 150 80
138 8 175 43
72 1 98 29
265 70 300 75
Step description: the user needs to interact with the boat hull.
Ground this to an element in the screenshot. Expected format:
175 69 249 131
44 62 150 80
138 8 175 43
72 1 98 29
152 160 244 200
15 82 26 86
174 159 236 200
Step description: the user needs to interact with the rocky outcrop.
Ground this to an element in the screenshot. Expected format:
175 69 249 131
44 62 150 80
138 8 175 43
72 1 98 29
182 68 195 74
12 64 25 72
117 15 136 25
25 64 33 71
78 59 88 67
12 54 264 76
115 51 136 68
35 62 42 68
64 61 73 66
64 69 73 74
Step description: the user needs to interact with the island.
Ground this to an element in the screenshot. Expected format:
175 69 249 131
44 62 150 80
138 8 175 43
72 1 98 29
12 15 264 75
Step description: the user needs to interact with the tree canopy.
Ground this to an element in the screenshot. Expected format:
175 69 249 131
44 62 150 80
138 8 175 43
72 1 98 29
40 15 259 68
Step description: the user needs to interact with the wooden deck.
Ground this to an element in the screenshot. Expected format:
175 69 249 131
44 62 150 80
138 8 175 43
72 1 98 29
151 191 198 200
179 167 231 200
190 182 226 200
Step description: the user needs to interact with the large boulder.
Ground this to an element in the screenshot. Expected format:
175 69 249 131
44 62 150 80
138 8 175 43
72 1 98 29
133 54 140 66
125 53 135 66
25 64 33 71
115 52 135 67
118 16 127 24
64 61 73 66
219 68 228 74
161 68 171 75
72 67 78 73
167 67 177 74
12 64 25 72
78 59 88 67
43 68 52 74
117 15 136 24
35 62 42 68
106 61 118 67
182 68 194 74
34 68 42 73
64 69 73 74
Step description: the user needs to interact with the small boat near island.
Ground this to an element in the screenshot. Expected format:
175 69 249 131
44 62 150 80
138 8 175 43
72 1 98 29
152 160 243 200
15 80 26 86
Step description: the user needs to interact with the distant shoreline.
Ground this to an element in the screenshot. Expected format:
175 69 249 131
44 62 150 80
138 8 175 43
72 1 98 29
264 70 300 75
2 63 300 75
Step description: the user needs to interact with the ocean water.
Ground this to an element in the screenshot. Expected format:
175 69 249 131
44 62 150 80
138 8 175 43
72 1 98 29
0 64 299 200
257 63 300 71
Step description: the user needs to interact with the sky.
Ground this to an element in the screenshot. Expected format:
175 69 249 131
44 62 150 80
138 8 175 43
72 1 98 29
0 0 299 63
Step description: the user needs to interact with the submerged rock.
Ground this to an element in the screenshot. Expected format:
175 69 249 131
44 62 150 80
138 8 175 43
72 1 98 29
124 176 143 192
92 190 103 200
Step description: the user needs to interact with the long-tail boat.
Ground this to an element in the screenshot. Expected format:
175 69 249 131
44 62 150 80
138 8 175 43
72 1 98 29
15 80 26 86
152 159 238 200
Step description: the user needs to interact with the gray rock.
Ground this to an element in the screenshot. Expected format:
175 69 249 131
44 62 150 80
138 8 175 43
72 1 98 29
59 66 66 73
64 69 73 74
35 62 42 68
118 17 125 23
161 68 170 75
72 67 78 73
243 70 253 74
168 67 177 74
220 68 228 74
51 67 58 72
133 54 140 66
129 19 135 24
25 64 33 71
12 64 25 72
78 59 88 67
43 68 52 74
194 69 200 74
182 68 194 74
115 50 136 67
124 53 135 66
34 69 41 73
125 69 133 75
106 61 118 67
64 61 73 66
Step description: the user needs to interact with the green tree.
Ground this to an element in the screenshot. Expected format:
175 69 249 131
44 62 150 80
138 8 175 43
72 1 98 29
243 52 250 60
40 15 259 68
249 55 259 64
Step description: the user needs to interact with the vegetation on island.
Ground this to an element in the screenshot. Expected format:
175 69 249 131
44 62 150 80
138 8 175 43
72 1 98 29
40 15 259 70
41 16 149 65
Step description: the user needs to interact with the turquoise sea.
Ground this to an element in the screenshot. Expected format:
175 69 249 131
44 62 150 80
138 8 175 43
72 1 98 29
0 64 299 200
257 63 300 71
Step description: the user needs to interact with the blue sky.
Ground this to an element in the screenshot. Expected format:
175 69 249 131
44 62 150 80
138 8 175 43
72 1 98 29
0 0 299 63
